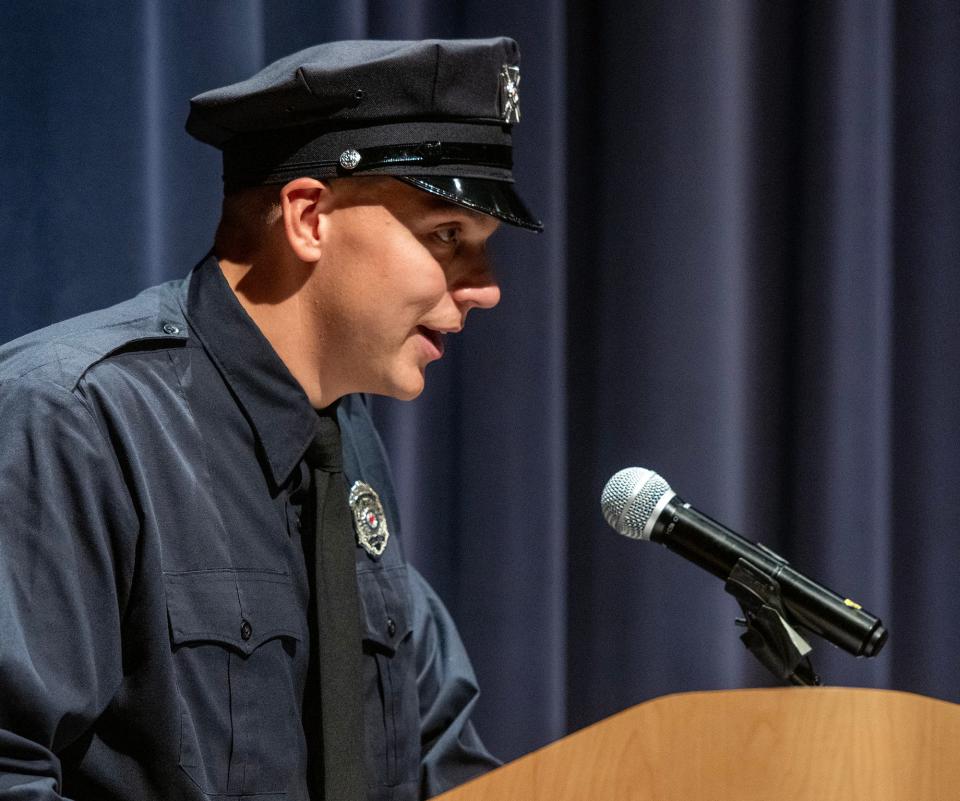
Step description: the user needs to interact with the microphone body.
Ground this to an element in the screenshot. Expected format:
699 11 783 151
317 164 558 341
601 468 888 658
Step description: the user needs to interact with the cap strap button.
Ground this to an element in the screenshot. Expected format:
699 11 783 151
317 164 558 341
339 149 362 170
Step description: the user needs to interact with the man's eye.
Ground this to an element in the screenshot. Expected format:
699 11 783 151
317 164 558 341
434 227 460 245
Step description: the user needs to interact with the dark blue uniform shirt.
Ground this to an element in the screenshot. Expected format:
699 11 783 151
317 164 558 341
0 255 498 800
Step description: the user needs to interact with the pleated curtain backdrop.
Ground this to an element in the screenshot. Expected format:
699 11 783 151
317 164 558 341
1 0 958 764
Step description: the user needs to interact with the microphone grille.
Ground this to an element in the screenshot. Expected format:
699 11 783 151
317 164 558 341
601 467 673 540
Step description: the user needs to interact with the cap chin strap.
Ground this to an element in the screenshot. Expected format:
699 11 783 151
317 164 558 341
224 140 514 190
334 141 513 174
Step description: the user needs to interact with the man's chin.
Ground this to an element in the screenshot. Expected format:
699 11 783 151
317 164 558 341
391 386 424 402
374 371 426 402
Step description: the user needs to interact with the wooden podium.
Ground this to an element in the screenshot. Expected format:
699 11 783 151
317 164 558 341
435 688 960 800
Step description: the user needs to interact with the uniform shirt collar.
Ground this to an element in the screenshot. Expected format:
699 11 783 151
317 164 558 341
180 253 320 488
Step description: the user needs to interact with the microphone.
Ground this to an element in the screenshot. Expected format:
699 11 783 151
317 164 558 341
600 467 888 658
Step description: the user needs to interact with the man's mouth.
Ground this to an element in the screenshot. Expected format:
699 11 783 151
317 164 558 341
417 326 445 358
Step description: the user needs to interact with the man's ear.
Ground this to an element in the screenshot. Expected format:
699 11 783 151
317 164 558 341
280 177 335 262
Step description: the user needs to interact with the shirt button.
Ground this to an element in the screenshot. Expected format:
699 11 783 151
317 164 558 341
240 619 253 641
162 322 180 335
386 617 397 638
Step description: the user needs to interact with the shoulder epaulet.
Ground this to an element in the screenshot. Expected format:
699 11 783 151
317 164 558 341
0 278 189 391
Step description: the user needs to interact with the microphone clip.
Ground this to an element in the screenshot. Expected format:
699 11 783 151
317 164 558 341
725 558 822 687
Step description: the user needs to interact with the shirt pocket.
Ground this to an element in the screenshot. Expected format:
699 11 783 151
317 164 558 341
165 569 305 798
358 565 419 793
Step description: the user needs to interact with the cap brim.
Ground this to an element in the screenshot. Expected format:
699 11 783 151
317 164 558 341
398 176 543 232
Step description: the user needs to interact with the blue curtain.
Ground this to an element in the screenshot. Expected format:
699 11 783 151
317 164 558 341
2 0 958 764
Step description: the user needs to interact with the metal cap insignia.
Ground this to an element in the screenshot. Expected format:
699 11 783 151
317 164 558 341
348 481 390 557
499 64 521 124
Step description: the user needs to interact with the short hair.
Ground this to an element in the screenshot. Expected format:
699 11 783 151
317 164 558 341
213 185 283 261
212 177 410 262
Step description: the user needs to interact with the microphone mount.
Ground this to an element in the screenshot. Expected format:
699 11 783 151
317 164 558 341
725 558 821 686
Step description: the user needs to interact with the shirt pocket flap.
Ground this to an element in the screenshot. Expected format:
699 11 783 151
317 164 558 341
165 570 304 656
357 566 412 654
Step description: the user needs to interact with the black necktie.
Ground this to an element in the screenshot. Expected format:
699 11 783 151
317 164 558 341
303 411 365 801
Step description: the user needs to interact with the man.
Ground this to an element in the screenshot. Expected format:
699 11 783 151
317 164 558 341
0 38 541 801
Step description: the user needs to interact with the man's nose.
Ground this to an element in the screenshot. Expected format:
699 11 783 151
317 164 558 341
448 251 501 316
450 280 501 313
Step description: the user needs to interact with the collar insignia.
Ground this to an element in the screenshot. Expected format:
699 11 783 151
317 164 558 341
349 481 390 557
499 64 521 124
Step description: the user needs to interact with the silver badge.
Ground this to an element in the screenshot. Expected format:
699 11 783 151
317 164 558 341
339 148 362 170
348 481 390 557
499 64 521 124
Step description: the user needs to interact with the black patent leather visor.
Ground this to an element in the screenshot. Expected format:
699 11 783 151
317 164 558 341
398 176 543 232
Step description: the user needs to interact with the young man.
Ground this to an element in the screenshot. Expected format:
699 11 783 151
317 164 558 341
0 39 540 801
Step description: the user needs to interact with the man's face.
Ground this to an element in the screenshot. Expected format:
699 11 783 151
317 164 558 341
306 178 501 401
